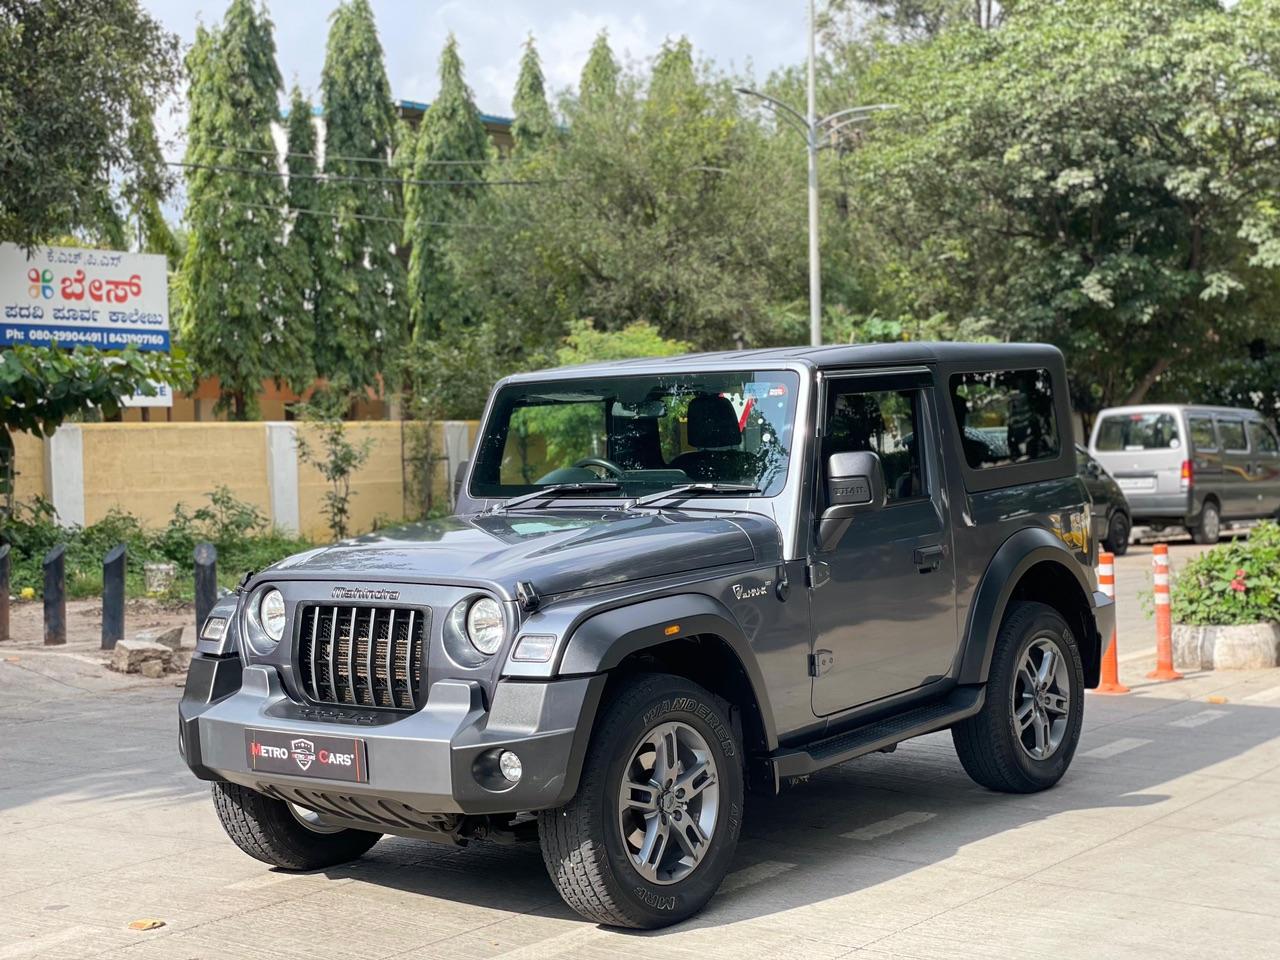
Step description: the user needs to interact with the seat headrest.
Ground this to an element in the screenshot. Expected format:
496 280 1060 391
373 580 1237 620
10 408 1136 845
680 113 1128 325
687 395 741 448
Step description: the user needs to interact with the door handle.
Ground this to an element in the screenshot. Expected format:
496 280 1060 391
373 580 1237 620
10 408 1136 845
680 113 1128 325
913 545 946 573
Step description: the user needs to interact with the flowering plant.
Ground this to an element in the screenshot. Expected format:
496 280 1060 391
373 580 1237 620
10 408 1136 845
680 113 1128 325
1170 522 1280 626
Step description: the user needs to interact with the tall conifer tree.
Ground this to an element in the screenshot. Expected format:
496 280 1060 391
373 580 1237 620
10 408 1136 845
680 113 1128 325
179 0 313 419
579 31 619 113
511 36 552 154
403 35 490 341
284 86 324 337
316 0 405 390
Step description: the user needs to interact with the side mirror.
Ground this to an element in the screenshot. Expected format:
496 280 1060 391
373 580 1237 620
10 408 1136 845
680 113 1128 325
817 451 886 552
452 459 470 505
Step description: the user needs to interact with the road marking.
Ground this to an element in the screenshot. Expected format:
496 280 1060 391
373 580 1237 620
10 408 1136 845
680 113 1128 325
0 926 100 959
841 810 936 840
1243 684 1280 704
718 860 797 895
1080 737 1152 759
1170 709 1229 728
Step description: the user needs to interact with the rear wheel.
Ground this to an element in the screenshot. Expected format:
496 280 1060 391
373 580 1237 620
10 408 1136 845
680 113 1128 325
1190 499 1221 544
212 782 381 870
952 602 1084 793
1102 511 1131 556
537 673 743 929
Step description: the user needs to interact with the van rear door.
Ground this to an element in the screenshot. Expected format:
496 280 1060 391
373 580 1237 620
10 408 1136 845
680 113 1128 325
1090 409 1185 508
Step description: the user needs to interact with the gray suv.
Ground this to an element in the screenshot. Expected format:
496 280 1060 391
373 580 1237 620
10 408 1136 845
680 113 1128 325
181 342 1114 928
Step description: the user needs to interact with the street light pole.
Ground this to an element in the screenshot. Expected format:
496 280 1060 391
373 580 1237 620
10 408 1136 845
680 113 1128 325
806 0 821 347
737 1 894 348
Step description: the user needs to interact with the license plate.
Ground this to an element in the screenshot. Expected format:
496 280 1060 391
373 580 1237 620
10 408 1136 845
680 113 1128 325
245 729 367 782
1118 477 1155 491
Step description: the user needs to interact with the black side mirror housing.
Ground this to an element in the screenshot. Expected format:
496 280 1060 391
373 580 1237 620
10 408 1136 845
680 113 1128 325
817 451 886 551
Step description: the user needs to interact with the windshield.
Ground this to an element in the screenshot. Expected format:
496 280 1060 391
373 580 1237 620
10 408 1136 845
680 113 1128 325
1095 412 1182 452
470 369 801 500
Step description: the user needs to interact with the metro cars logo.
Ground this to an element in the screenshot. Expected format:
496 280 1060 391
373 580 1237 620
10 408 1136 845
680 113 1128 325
245 730 367 782
290 738 316 771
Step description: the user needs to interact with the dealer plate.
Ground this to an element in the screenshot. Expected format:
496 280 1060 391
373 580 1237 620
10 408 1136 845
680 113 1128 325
245 729 367 783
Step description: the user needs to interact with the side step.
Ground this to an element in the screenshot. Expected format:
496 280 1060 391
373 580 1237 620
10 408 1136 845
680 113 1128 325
769 686 985 780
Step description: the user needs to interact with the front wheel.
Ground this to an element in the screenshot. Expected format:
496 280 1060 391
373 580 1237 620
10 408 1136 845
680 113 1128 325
537 673 744 929
1103 511 1130 556
212 782 381 870
952 601 1084 793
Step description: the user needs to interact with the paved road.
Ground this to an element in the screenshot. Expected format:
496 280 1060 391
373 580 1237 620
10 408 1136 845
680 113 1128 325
4 578 1279 957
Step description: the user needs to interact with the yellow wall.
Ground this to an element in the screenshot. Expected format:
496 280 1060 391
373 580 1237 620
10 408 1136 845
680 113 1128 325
81 422 271 528
11 430 46 504
296 421 406 541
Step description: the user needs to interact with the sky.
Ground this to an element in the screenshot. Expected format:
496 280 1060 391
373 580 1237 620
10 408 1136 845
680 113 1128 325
144 0 812 131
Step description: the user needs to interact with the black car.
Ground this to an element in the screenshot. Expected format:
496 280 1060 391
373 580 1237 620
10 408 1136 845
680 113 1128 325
181 342 1114 929
1076 444 1132 556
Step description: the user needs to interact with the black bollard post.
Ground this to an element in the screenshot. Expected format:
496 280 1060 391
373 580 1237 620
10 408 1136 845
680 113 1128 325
44 544 66 646
0 543 10 643
194 542 217 634
102 544 126 650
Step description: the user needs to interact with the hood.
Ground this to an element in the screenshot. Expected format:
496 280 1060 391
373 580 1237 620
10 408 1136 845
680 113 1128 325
264 509 775 599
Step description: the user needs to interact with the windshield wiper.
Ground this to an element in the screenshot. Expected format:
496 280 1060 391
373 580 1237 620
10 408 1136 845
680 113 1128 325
630 482 760 509
490 481 622 513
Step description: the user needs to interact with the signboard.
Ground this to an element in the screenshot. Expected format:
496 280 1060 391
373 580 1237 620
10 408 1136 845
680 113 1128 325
1 242 172 407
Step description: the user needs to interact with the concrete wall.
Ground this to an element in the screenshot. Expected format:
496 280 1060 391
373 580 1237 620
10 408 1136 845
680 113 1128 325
10 420 478 540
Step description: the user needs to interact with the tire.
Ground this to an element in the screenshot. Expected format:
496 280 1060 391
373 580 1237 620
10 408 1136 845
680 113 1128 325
1191 499 1221 545
952 601 1085 794
537 673 744 929
211 782 381 870
1102 511 1130 557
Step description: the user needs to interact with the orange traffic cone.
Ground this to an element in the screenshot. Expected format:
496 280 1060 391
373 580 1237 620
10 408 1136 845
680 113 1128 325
1093 551 1129 695
1147 543 1183 682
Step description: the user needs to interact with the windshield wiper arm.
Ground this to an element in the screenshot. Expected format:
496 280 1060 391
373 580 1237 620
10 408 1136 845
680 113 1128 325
630 482 760 509
491 481 622 512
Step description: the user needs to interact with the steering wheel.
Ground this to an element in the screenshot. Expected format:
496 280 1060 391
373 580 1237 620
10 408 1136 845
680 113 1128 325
572 457 627 480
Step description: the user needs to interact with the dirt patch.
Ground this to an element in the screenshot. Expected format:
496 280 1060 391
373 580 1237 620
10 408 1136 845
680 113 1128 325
4 597 196 648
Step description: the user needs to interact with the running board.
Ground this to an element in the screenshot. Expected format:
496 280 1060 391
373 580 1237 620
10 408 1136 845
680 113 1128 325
769 686 985 781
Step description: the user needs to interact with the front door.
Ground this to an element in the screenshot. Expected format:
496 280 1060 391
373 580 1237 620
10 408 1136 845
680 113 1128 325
810 371 959 717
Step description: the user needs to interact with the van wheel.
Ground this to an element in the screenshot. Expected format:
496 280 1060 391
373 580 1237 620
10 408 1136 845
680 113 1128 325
1103 512 1130 556
212 782 381 870
1190 500 1220 544
952 601 1084 793
537 673 743 929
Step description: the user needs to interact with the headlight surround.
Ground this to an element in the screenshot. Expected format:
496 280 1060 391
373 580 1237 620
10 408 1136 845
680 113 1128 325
465 597 505 656
259 589 287 644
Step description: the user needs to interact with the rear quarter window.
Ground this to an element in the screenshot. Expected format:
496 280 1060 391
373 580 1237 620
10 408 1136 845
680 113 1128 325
949 368 1060 469
1095 412 1181 452
1217 419 1248 452
1189 417 1217 452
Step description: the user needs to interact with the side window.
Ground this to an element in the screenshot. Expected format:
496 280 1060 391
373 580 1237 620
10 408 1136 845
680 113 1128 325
825 388 928 503
1189 417 1217 452
1247 421 1279 456
949 369 1059 469
1217 419 1248 452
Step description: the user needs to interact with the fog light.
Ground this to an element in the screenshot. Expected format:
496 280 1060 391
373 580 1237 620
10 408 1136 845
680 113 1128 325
498 750 523 783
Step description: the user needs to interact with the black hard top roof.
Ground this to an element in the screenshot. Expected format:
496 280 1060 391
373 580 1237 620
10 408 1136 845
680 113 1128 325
506 341 1064 383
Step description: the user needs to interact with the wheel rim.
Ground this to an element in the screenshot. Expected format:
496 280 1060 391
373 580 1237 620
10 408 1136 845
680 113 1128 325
1203 505 1220 540
617 720 720 886
1012 638 1071 761
288 802 344 834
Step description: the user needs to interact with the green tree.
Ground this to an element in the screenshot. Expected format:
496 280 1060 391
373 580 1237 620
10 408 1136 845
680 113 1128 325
284 86 325 331
0 0 180 249
847 0 1280 413
511 35 554 154
578 30 620 114
178 1 314 418
403 35 490 341
314 0 406 390
294 391 374 541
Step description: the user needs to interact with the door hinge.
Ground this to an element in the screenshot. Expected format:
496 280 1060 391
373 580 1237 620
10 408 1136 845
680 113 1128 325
805 561 831 589
809 649 834 678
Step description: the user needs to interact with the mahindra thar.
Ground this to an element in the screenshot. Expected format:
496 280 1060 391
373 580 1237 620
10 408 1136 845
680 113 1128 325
181 342 1114 928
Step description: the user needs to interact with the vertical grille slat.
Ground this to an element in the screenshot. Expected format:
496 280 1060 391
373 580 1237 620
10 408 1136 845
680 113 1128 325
298 604 427 712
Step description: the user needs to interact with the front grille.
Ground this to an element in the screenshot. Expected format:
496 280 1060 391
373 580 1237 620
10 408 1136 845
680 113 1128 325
297 605 427 710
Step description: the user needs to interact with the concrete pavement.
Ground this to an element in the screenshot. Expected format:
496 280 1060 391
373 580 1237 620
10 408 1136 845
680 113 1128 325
3 603 1279 958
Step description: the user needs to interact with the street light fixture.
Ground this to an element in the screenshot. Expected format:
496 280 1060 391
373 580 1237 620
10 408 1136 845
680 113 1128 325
736 0 894 347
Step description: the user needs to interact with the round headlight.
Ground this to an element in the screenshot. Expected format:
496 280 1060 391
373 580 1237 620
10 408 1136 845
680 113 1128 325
259 589 286 643
465 598 504 655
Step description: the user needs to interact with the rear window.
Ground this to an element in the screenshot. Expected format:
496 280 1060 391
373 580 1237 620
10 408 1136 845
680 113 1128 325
1095 412 1181 452
949 369 1060 469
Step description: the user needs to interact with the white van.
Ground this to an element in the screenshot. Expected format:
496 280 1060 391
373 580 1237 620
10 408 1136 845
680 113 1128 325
1088 404 1280 543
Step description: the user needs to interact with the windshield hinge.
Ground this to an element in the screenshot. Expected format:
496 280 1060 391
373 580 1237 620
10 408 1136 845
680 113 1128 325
515 580 540 613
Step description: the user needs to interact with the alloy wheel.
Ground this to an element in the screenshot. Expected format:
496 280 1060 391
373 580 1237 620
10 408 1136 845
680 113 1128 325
617 721 720 885
1011 638 1071 761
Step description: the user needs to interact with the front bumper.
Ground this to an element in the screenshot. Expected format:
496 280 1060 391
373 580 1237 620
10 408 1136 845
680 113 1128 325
179 656 603 818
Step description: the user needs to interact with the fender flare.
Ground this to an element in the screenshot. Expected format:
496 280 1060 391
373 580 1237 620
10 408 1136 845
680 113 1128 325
957 527 1097 685
557 592 779 751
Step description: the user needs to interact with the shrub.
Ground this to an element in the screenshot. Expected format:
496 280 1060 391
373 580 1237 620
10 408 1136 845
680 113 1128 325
1171 522 1280 626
